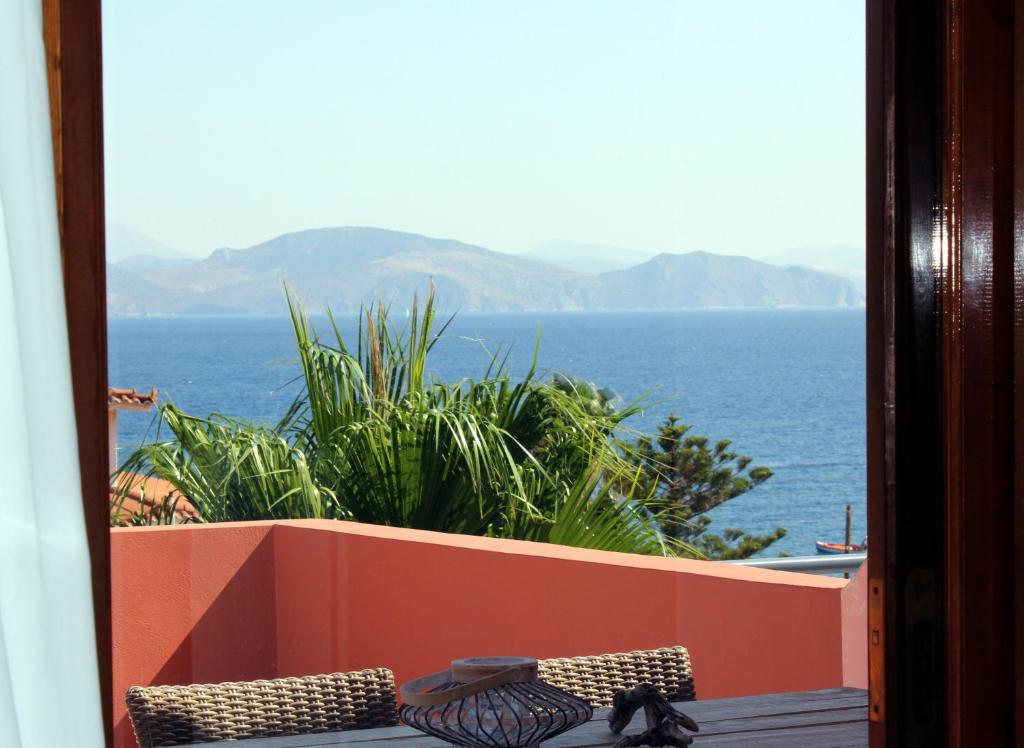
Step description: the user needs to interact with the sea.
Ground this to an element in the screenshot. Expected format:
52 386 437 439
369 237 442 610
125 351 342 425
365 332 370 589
108 309 866 557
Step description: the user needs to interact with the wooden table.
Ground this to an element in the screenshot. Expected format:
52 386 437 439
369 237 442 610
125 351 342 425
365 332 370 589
193 687 867 747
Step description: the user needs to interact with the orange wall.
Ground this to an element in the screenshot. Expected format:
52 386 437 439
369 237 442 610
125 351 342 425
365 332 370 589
841 561 869 689
112 521 861 747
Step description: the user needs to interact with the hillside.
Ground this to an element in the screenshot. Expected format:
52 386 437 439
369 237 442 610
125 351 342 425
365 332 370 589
766 244 865 294
106 223 195 265
595 252 862 309
107 227 864 315
522 239 653 273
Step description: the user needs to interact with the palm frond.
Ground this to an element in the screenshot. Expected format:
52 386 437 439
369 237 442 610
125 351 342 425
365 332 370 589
114 288 677 557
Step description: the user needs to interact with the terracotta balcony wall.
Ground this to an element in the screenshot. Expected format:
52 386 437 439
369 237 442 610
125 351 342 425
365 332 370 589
111 520 868 748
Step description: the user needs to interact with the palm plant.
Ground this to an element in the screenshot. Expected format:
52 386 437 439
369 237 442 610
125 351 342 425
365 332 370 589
115 288 689 556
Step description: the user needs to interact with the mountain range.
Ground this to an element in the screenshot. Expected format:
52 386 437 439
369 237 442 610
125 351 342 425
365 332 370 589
765 244 866 294
106 226 864 316
522 239 654 273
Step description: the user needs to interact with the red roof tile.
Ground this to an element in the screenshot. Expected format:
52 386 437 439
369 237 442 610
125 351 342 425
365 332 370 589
110 473 199 523
108 387 159 408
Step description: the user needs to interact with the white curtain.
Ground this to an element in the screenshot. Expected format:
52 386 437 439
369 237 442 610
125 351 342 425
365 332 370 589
0 0 106 746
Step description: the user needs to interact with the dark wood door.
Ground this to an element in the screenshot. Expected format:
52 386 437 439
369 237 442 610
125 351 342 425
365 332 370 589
868 1 1024 746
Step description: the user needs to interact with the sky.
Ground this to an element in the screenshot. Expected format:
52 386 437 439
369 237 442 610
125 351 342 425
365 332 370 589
102 1 865 260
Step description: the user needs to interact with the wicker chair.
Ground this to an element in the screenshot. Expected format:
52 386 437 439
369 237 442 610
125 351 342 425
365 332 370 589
125 669 399 748
538 646 696 708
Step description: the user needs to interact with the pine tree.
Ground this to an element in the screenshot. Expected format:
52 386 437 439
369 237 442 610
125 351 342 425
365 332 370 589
626 415 786 559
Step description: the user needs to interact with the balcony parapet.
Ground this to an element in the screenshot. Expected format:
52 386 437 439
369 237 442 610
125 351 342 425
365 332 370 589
110 520 866 748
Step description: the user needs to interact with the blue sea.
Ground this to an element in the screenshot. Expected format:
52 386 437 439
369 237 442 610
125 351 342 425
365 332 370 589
108 310 866 557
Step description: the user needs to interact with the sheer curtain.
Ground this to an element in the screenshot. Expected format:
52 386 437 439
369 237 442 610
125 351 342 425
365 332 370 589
0 0 105 746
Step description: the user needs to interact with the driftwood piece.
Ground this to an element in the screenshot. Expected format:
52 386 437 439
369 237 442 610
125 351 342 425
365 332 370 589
608 684 699 748
612 722 694 747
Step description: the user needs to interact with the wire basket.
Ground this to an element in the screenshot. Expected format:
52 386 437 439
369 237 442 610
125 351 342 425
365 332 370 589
400 656 593 747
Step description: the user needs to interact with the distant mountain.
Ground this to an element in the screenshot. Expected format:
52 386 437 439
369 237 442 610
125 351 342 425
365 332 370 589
766 244 865 294
106 223 196 267
127 227 587 314
106 263 195 316
115 255 197 273
522 239 655 274
595 252 862 309
106 227 864 316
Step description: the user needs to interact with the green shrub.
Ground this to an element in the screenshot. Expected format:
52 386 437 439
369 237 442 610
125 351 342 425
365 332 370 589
114 288 687 556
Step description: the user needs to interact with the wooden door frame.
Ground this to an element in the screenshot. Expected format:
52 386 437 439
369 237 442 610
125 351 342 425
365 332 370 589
42 0 111 744
43 1 1024 747
866 1 945 743
868 1 1024 746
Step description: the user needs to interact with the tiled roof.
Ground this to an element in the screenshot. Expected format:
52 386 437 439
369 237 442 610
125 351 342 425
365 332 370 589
108 387 158 408
110 473 199 523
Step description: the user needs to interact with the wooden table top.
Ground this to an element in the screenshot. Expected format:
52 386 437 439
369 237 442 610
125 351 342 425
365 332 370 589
191 687 867 747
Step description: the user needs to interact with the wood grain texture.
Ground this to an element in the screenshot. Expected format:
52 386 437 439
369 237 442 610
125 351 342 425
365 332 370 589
864 0 887 741
41 0 110 745
871 1 946 745
872 0 1024 745
945 0 1017 745
184 689 867 748
867 1 1024 745
940 2 965 744
1016 2 1024 744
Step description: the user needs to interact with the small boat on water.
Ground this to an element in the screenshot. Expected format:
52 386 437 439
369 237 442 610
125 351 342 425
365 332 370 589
815 538 867 555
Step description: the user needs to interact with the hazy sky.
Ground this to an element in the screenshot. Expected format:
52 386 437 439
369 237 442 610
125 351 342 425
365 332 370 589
102 1 865 259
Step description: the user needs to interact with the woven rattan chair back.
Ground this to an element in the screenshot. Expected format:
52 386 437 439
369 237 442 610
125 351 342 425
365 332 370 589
125 669 398 748
539 646 696 708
